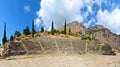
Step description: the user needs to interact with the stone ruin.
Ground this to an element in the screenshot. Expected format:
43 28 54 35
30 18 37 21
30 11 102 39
1 36 116 57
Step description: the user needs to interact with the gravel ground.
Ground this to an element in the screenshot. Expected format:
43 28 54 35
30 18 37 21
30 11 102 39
0 54 120 67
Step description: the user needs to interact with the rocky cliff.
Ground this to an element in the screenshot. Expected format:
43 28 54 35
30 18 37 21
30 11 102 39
58 21 87 34
88 25 120 49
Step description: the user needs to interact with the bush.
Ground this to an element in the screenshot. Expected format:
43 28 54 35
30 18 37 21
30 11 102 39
20 34 26 39
81 34 91 40
14 31 21 38
59 30 64 34
71 33 80 37
23 26 31 35
34 34 41 37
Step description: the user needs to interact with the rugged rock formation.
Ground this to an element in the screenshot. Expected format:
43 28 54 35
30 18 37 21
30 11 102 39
59 21 120 50
88 25 120 50
58 21 87 34
100 44 116 55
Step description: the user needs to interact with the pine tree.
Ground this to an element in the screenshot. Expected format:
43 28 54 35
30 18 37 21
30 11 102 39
2 22 7 45
32 20 36 37
64 20 67 35
41 26 44 33
51 21 54 35
10 35 14 41
14 31 21 38
23 26 31 35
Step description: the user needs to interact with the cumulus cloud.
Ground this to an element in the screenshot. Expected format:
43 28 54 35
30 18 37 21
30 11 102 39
35 0 97 30
24 5 31 12
35 0 104 30
97 8 120 34
35 0 120 34
35 18 41 27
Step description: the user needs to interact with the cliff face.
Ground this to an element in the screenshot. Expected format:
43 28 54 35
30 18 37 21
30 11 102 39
88 25 120 49
58 21 87 34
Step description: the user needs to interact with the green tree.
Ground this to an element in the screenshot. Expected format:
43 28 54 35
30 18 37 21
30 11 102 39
23 26 31 35
68 28 71 35
2 22 7 45
64 20 67 35
32 20 36 37
41 26 44 33
51 21 54 35
14 31 21 38
10 35 14 41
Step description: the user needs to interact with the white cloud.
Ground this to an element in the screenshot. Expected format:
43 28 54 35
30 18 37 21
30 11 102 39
87 5 92 13
24 5 31 12
35 0 105 29
35 0 120 35
35 18 41 27
35 0 95 30
97 8 120 34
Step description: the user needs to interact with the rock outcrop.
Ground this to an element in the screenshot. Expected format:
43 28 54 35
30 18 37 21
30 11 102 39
59 21 120 50
88 25 120 50
58 21 87 34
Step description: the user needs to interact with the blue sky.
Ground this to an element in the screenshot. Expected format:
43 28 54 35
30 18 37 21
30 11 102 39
0 0 40 44
1 0 120 45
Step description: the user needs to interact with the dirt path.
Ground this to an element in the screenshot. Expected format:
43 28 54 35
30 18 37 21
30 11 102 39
0 54 120 67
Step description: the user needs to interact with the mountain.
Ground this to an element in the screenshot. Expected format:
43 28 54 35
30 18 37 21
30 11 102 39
58 21 87 34
88 25 120 49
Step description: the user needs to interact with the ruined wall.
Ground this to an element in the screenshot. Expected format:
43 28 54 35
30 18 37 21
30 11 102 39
8 36 100 56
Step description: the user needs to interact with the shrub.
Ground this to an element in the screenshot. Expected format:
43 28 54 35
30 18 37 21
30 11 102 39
14 30 21 38
34 34 41 37
10 35 14 41
20 34 26 39
81 34 91 40
23 26 31 35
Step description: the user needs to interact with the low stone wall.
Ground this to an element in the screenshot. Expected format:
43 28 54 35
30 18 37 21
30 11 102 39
6 36 101 56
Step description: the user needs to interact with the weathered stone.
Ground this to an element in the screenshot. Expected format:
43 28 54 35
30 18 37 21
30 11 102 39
3 36 103 56
88 25 120 50
58 21 87 34
100 44 116 55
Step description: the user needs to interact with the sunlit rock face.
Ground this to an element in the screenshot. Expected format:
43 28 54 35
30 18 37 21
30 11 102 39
58 21 87 34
